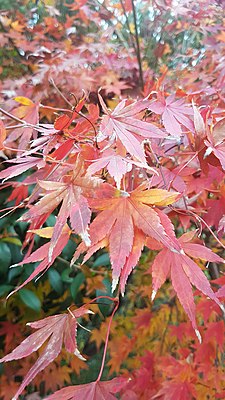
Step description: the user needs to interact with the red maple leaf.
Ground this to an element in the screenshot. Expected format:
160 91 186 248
153 381 195 400
148 230 224 337
72 183 179 293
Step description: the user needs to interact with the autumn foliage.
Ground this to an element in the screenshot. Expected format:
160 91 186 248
0 0 225 399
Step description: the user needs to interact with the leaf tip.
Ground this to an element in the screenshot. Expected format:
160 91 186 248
112 277 119 293
87 309 95 315
219 303 225 316
74 348 86 361
10 263 19 268
80 231 91 247
151 289 157 301
6 290 14 300
195 329 202 344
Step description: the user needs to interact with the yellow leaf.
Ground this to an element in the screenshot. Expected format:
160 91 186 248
1 237 22 246
132 187 179 206
29 225 71 238
11 21 24 33
14 97 34 106
28 227 54 238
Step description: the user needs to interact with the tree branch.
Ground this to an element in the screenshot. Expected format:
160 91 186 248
131 0 144 91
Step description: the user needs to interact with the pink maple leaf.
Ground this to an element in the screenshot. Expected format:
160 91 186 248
98 94 166 163
148 93 193 137
0 307 93 400
46 377 127 400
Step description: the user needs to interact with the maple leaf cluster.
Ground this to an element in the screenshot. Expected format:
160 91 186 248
0 1 225 399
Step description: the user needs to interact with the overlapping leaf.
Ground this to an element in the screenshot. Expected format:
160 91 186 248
72 183 180 293
7 225 71 297
148 231 224 337
87 150 156 189
46 377 127 400
98 94 166 163
148 93 193 137
20 159 100 260
204 117 225 170
0 306 92 400
6 97 39 150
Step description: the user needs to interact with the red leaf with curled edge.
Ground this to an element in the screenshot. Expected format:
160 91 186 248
20 159 100 261
7 225 71 298
98 94 166 163
148 93 193 137
54 113 72 130
0 306 92 400
54 97 86 131
46 377 127 400
72 183 180 293
148 230 224 338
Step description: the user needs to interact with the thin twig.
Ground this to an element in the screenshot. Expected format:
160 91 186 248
93 0 130 49
49 78 74 108
131 0 144 90
97 299 119 381
119 0 137 52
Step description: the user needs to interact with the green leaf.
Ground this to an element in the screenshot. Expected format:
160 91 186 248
8 265 22 282
48 269 63 295
0 284 13 297
70 272 85 301
92 253 111 268
61 268 74 283
45 214 56 227
19 289 41 312
0 242 12 273
1 237 22 246
96 278 113 317
61 240 76 259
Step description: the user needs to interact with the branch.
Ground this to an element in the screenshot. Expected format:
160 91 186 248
131 0 144 91
119 0 137 52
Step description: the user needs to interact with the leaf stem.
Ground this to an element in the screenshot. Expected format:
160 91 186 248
97 299 119 381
